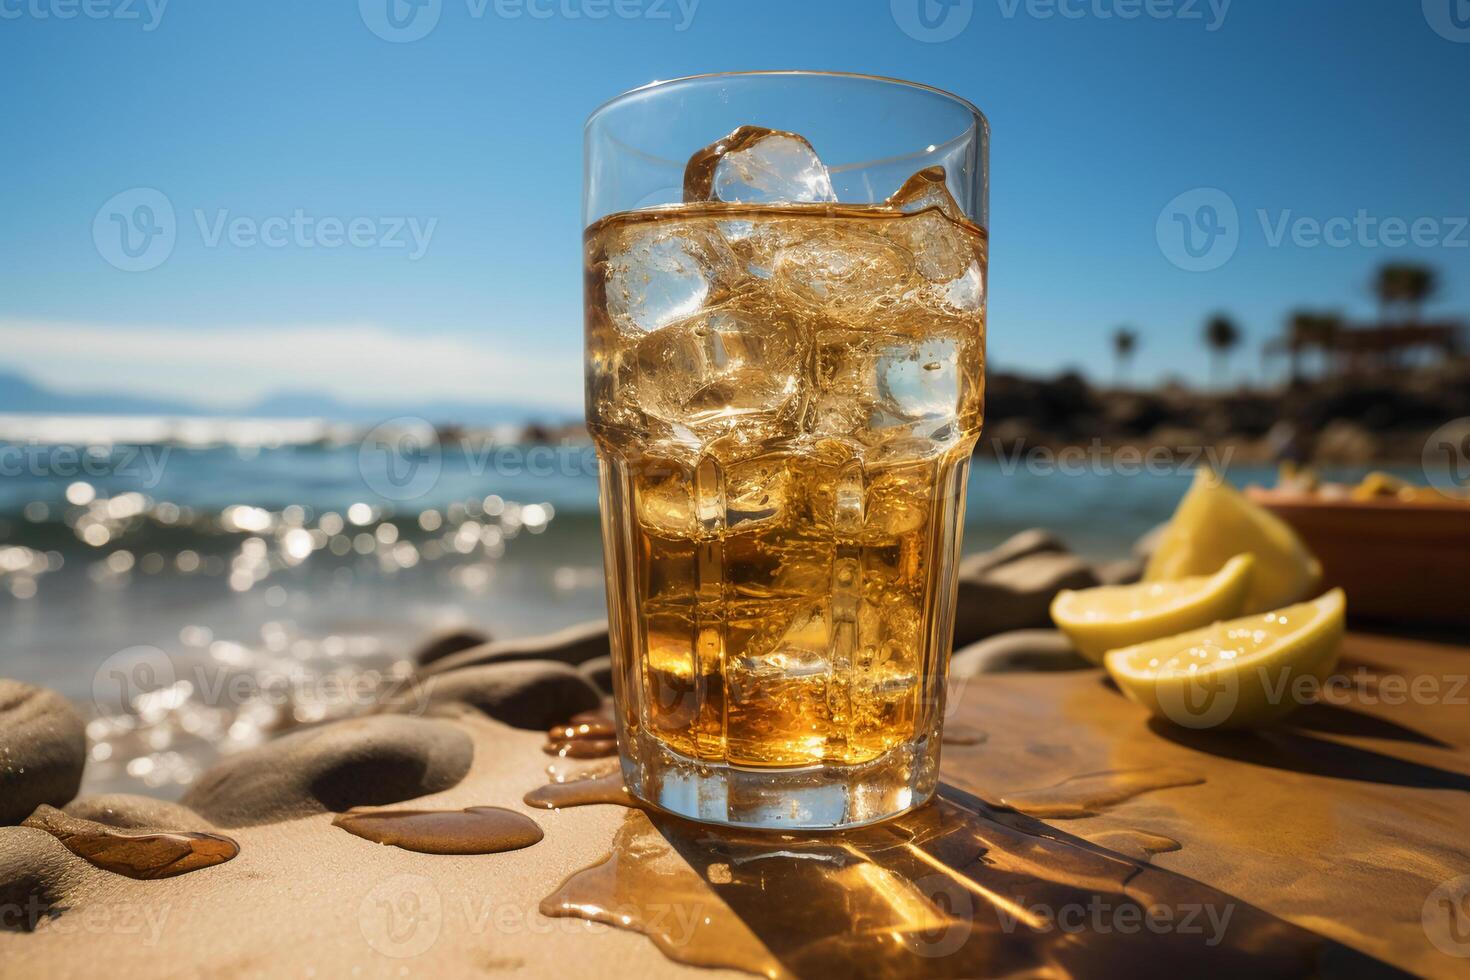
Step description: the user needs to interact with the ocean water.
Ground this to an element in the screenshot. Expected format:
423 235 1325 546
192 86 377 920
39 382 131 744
0 439 1413 797
2 440 1409 684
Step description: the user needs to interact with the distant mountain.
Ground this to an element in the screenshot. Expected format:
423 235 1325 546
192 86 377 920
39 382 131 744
0 368 203 417
0 368 570 427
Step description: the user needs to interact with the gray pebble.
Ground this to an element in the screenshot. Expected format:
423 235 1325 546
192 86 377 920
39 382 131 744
1094 558 1145 586
951 630 1089 677
415 660 602 730
412 626 492 668
181 715 473 828
0 681 87 826
578 656 616 696
420 620 609 677
958 528 1068 579
953 552 1100 646
64 794 209 832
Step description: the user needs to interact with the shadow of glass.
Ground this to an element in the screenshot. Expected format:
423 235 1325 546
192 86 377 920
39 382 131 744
621 783 1401 979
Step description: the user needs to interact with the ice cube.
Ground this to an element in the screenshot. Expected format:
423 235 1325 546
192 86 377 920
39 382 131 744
723 454 791 532
876 335 963 423
599 224 741 333
684 126 837 205
772 229 915 321
886 166 964 220
632 302 807 433
883 167 974 284
635 461 696 537
812 328 971 447
862 464 932 539
938 261 986 312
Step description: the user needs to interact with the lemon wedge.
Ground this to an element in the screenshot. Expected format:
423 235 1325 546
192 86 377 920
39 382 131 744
1146 468 1322 614
1051 554 1255 664
1104 589 1346 730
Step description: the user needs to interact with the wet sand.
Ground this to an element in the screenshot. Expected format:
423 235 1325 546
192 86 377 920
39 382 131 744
3 632 1467 977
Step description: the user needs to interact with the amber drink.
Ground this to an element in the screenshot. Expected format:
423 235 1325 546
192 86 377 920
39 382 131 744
585 74 988 828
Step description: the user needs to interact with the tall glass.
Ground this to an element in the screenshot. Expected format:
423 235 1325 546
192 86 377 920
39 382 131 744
585 72 988 829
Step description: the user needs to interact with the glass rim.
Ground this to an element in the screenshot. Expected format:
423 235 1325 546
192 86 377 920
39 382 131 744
584 69 990 135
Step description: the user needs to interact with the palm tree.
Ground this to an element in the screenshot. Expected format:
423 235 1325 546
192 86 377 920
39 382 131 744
1205 314 1241 386
1284 310 1342 382
1373 263 1437 324
1111 327 1138 386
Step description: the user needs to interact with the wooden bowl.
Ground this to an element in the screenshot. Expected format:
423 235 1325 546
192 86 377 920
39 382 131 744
1248 489 1470 628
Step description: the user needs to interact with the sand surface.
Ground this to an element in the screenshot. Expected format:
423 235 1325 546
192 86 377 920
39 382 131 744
3 632 1468 978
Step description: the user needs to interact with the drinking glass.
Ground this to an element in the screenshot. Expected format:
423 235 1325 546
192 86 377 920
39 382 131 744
584 71 988 829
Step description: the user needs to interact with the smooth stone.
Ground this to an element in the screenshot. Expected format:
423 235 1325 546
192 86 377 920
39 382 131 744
181 715 474 828
951 630 1089 678
1095 558 1145 586
958 528 1069 579
420 620 610 676
412 626 492 668
64 794 209 832
416 661 602 731
0 681 87 825
23 805 239 880
953 553 1100 645
0 827 87 932
578 656 615 695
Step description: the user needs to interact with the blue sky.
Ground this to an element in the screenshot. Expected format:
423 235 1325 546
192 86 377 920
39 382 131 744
1 0 1467 413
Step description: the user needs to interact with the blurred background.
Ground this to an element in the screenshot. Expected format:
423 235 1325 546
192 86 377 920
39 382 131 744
1 1 1467 794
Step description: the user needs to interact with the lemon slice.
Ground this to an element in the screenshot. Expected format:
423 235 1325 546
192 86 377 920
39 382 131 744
1104 589 1346 730
1146 468 1322 614
1051 554 1255 664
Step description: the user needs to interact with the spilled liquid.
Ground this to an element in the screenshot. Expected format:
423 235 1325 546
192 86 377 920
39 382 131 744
545 757 620 785
332 806 543 854
1085 829 1183 863
999 767 1204 819
537 784 1382 979
544 708 620 759
939 723 987 746
22 804 238 880
523 773 640 811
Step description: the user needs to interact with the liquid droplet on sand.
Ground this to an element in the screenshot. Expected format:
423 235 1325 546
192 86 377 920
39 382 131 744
544 708 620 759
940 723 987 746
999 767 1204 819
332 806 543 854
23 804 238 880
538 784 1375 978
545 758 620 785
523 773 640 811
1087 828 1183 863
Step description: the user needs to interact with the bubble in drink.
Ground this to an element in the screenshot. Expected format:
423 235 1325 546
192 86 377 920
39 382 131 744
588 131 985 775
